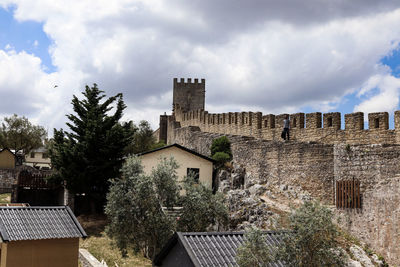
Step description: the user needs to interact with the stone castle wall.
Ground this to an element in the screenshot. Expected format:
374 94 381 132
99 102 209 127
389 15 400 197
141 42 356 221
169 107 400 145
172 126 335 202
334 144 400 264
162 78 400 265
171 126 400 266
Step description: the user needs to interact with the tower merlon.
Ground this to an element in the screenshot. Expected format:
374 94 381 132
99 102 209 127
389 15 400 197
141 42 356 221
174 78 205 85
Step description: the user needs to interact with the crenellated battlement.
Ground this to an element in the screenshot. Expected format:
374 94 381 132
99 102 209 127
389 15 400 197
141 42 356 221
171 102 400 145
175 106 396 130
173 78 205 85
160 78 400 145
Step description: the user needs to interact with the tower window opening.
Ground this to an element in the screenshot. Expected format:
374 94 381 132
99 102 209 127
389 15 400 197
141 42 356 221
328 117 333 127
374 118 379 128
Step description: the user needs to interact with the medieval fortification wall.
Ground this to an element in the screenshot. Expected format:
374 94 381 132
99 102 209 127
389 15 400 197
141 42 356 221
158 78 400 265
160 78 400 145
172 126 400 265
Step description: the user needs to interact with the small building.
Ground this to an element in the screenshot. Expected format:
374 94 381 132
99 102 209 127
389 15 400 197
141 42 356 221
0 206 87 267
153 231 286 267
24 147 51 170
138 144 214 189
0 149 15 169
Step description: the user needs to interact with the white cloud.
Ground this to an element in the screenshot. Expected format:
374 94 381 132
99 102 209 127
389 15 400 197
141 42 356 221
0 48 84 131
354 74 400 114
0 1 400 131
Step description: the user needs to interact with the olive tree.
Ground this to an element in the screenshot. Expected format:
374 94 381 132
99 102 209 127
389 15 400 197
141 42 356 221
177 175 229 232
236 201 346 267
105 156 175 258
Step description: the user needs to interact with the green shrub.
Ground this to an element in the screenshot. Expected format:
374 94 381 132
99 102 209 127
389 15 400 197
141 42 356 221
211 136 232 167
211 136 232 157
150 141 166 150
212 152 231 164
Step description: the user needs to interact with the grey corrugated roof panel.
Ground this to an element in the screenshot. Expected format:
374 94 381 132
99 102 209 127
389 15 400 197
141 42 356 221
0 206 87 242
154 231 288 267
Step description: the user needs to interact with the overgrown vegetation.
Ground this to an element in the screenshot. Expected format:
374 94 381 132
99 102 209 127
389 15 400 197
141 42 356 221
125 120 164 154
236 228 275 267
78 215 152 267
210 136 232 167
105 156 174 258
177 175 229 232
49 84 134 213
105 155 228 259
0 193 10 203
236 201 346 267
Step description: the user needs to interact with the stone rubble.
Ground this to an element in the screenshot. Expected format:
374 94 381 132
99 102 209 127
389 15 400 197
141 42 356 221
349 245 374 267
217 165 385 267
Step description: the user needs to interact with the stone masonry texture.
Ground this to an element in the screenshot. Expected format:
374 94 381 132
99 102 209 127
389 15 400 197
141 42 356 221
171 127 400 265
160 78 400 265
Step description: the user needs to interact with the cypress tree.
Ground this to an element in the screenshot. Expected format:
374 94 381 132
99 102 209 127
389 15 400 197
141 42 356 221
50 84 134 213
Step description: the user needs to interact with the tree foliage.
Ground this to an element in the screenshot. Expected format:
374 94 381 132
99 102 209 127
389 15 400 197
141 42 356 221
211 136 232 166
276 201 345 266
49 84 133 212
151 157 180 208
177 175 229 232
236 228 275 267
0 114 47 154
125 120 157 154
106 155 229 259
105 156 174 259
236 201 346 267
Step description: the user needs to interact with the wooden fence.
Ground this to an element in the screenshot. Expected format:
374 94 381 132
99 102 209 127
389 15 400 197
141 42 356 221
18 171 55 189
336 180 361 209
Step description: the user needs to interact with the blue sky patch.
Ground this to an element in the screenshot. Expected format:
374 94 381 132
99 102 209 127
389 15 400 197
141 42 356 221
381 47 400 77
0 6 56 73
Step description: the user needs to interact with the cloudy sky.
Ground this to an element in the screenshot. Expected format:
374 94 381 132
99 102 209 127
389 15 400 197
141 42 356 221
0 0 400 133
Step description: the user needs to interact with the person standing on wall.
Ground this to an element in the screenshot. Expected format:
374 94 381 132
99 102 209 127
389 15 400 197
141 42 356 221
283 115 290 141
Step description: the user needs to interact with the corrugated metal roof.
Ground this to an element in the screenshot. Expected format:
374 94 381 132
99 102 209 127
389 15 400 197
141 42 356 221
0 206 87 242
154 231 286 267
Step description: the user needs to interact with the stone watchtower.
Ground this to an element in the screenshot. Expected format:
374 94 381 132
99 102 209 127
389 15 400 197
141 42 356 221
159 78 205 144
172 78 205 113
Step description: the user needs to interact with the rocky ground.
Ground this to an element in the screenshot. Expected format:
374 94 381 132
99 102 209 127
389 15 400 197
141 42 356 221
216 163 389 267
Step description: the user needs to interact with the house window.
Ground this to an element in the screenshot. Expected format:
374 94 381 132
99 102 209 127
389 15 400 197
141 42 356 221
187 168 200 183
30 152 35 158
42 153 48 159
293 118 297 128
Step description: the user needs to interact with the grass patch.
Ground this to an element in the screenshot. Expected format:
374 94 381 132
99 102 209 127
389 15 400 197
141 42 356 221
78 215 152 267
0 193 11 203
80 233 152 267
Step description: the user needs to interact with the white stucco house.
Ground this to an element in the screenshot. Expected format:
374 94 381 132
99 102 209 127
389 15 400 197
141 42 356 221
138 144 214 190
